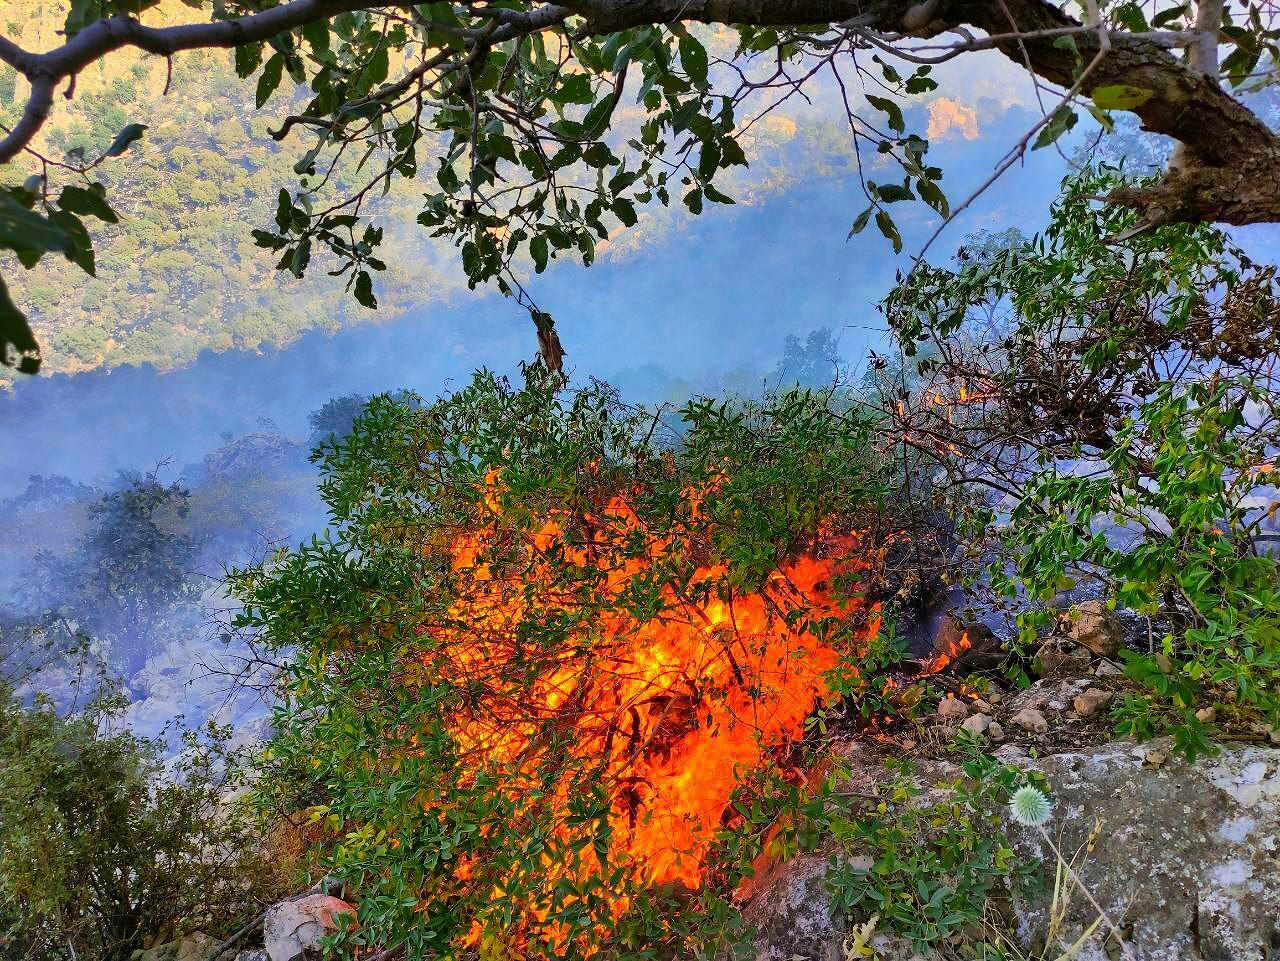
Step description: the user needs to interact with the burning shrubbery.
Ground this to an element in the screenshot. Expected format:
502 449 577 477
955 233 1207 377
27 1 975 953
238 372 907 958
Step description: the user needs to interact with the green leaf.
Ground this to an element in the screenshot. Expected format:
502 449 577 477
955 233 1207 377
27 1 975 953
703 183 735 205
234 43 263 79
530 234 549 273
611 198 638 227
257 53 285 108
866 95 905 134
302 20 330 55
102 123 148 158
353 270 377 308
1113 1 1150 31
1032 107 1078 149
0 194 75 262
275 190 293 232
0 274 40 373
679 36 709 88
549 73 594 105
848 207 873 238
288 239 311 278
875 210 902 253
1091 84 1154 110
48 210 95 275
57 184 118 223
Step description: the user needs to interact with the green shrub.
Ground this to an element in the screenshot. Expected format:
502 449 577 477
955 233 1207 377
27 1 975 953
884 170 1280 758
235 369 895 960
0 687 283 961
816 744 1045 953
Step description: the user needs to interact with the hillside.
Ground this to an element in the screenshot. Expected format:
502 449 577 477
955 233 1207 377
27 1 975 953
0 2 917 383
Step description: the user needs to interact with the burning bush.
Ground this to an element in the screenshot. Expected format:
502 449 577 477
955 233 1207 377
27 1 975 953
238 371 898 959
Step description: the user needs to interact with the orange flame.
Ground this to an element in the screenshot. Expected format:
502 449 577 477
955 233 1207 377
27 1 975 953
414 472 879 939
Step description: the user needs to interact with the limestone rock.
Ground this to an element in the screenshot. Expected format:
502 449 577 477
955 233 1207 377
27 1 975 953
1036 638 1092 677
264 894 355 961
986 721 1006 741
936 697 970 722
1094 658 1125 677
1060 600 1122 657
1011 708 1049 734
1010 740 1280 960
234 953 269 961
745 740 1280 961
961 713 992 736
1072 688 1114 718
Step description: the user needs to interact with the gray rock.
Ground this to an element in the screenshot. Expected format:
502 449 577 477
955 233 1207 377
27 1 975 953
1012 708 1049 734
264 894 355 961
131 933 219 961
1037 638 1092 676
1094 658 1126 677
234 952 269 961
1072 688 1114 718
1010 740 1280 960
1060 600 1122 657
745 740 1280 961
937 697 970 723
743 852 843 961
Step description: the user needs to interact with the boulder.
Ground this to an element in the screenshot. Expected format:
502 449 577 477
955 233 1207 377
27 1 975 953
1036 638 1092 677
1060 600 1122 657
1011 708 1049 734
745 740 1280 961
1072 687 1114 718
1010 739 1280 960
263 894 355 961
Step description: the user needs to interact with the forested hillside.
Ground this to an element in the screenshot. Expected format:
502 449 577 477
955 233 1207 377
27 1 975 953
1 1 908 382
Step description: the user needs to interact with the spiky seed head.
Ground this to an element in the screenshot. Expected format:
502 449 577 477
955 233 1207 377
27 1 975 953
1009 786 1053 826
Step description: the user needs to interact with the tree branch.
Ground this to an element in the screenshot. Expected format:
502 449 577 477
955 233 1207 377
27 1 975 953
2 0 1279 225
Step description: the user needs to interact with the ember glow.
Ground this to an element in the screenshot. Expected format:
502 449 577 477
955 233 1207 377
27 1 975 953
418 472 880 904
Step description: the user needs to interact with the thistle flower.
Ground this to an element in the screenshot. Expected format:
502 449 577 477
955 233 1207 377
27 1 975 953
1008 786 1053 826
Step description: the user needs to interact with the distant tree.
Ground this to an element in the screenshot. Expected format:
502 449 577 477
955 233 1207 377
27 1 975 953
32 473 201 674
308 392 369 447
4 0 1280 374
773 327 845 389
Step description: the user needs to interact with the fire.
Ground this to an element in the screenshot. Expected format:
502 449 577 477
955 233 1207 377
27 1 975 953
414 471 879 936
922 629 972 674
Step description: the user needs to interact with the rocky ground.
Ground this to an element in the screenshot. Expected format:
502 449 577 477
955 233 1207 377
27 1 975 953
746 601 1280 961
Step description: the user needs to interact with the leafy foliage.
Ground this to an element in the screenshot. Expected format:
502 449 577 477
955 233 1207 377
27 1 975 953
883 169 1280 757
235 369 896 959
0 685 284 961
817 743 1046 952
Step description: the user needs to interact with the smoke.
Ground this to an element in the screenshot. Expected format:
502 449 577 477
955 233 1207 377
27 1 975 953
0 98 1074 743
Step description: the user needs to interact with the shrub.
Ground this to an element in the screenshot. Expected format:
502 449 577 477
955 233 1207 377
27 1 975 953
235 369 898 960
883 169 1280 758
0 686 283 961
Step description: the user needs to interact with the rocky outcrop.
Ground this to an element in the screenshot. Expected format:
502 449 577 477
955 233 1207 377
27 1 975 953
1004 738 1280 961
745 739 1280 961
131 933 220 961
263 894 355 961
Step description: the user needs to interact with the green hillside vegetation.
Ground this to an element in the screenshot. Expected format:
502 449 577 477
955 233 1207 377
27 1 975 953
1 4 856 383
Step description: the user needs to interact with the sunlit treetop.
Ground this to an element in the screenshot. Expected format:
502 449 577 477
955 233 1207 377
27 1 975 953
3 0 1280 375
